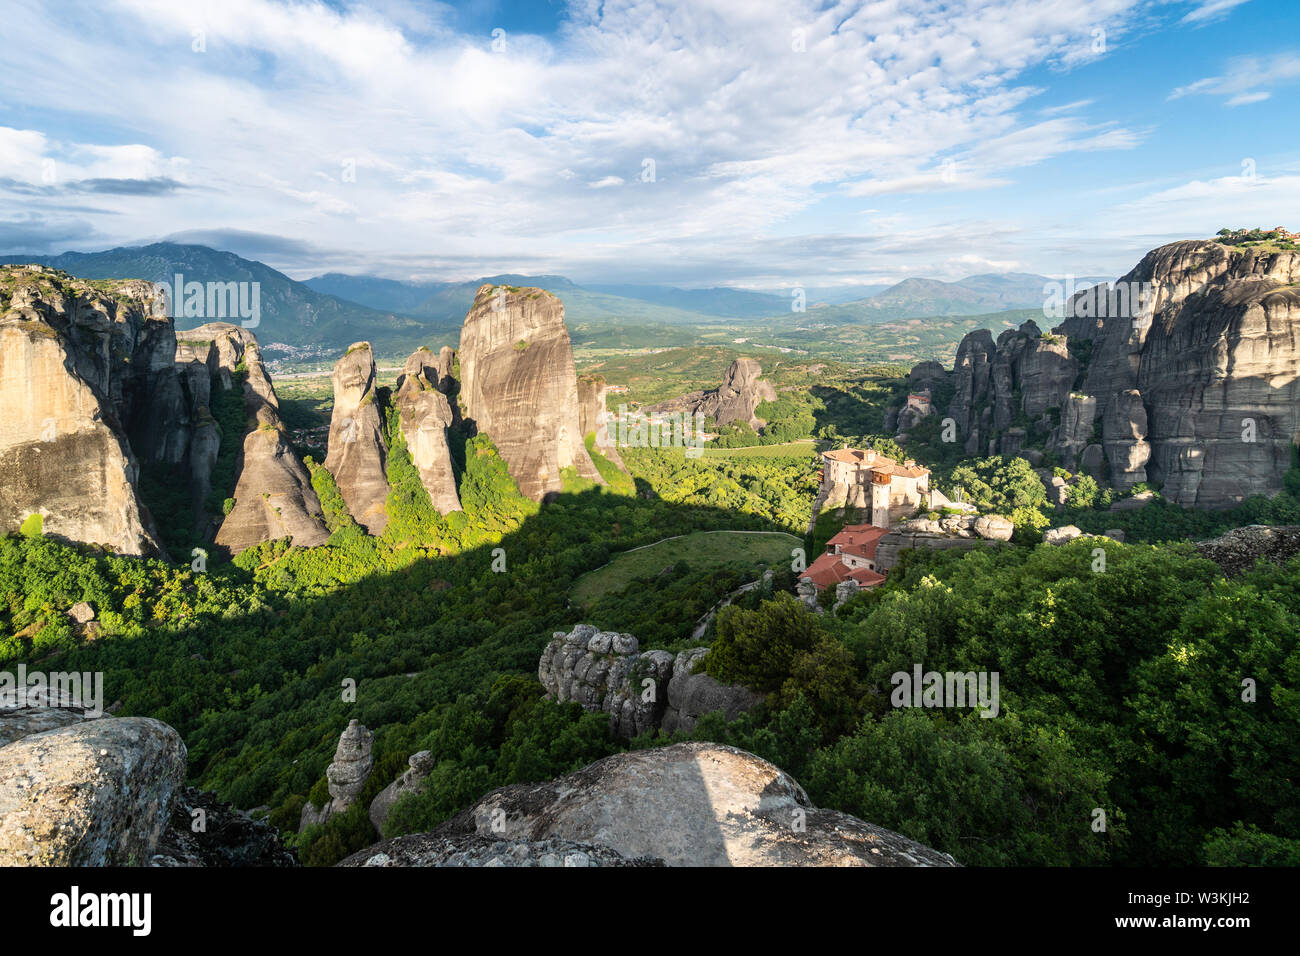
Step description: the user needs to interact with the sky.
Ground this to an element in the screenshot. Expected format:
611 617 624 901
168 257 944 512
0 0 1297 289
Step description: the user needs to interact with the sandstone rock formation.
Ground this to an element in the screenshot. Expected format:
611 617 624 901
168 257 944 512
369 750 434 834
577 374 625 469
0 715 186 865
538 625 760 738
0 268 167 555
538 624 675 738
393 350 461 514
660 646 763 735
300 719 374 831
356 742 957 867
458 285 601 500
323 343 390 533
0 701 294 867
645 357 778 431
922 240 1300 507
199 324 329 553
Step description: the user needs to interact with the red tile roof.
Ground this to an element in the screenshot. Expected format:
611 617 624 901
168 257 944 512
801 552 887 590
826 523 889 560
823 447 929 478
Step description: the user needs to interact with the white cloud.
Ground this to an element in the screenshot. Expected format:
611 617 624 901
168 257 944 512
0 0 1284 287
1170 52 1300 105
1180 0 1251 25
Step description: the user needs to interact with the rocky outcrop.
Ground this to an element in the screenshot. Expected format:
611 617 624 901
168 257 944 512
202 324 329 553
341 833 663 867
323 343 390 533
0 702 294 867
0 715 186 865
1194 524 1300 577
538 625 675 738
927 240 1300 507
660 647 763 735
369 750 433 834
393 349 461 514
874 515 1013 571
360 742 957 867
539 625 760 738
300 720 374 831
646 358 778 431
151 787 297 867
577 374 625 469
943 320 1076 457
458 285 601 501
0 267 168 556
1043 525 1084 545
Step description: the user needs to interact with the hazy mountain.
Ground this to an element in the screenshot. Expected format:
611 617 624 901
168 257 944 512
585 284 791 318
307 272 724 326
798 272 1113 325
0 243 434 350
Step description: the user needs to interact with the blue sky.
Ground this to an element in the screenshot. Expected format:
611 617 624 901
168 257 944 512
0 0 1297 288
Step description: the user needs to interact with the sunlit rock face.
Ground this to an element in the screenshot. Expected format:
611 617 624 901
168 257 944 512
932 240 1300 508
1061 241 1300 506
203 323 328 553
323 342 390 533
394 348 461 515
458 285 600 501
0 269 167 556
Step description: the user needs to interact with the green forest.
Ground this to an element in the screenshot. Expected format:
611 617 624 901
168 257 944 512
3 377 1298 869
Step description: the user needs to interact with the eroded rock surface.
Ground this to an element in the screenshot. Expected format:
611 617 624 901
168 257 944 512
0 716 186 866
203 324 329 552
389 742 958 867
300 719 374 831
340 833 663 867
324 343 390 533
458 285 600 500
0 268 167 555
393 350 460 514
646 358 777 431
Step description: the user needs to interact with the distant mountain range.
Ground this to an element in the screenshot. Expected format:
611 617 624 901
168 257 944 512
0 243 432 350
0 241 1111 352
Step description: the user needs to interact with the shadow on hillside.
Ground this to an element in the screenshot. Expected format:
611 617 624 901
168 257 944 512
34 487 805 863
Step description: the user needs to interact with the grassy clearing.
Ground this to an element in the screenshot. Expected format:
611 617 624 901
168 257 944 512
572 529 802 606
702 440 820 459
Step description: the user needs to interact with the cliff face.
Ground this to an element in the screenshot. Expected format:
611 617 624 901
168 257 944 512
577 374 625 469
647 357 778 431
1063 241 1300 505
946 320 1076 458
394 348 461 515
0 268 166 556
203 324 329 553
929 240 1300 508
458 286 600 500
323 343 390 532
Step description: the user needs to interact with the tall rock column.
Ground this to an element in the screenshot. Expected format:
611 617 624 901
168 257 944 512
578 374 625 469
394 349 461 514
204 324 329 553
458 286 601 500
324 343 390 533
